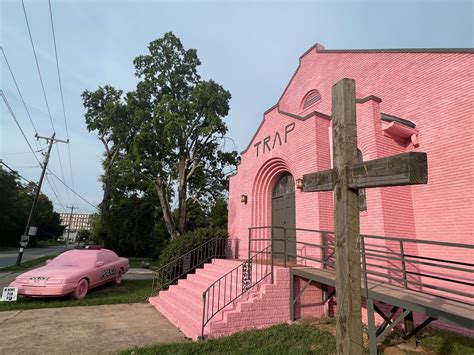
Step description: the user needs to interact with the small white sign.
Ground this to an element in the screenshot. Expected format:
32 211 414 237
1 287 18 301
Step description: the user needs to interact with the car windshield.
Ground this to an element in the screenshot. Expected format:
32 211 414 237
48 251 97 267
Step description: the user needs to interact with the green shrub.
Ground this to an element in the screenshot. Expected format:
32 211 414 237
156 227 227 268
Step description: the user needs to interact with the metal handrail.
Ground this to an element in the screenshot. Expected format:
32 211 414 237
201 245 273 338
151 237 230 295
247 226 474 303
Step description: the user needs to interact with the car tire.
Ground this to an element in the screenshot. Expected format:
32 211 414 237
115 269 123 286
71 278 88 300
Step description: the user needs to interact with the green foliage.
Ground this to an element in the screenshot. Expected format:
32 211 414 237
156 227 227 267
91 194 170 257
0 167 64 247
82 32 236 250
210 198 228 228
76 230 92 243
185 200 207 230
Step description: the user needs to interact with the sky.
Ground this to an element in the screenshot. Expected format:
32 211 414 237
0 0 472 214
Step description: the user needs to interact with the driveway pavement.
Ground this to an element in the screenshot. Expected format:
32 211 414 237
0 245 69 268
0 303 186 354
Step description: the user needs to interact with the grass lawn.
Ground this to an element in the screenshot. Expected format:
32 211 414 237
121 317 474 355
122 322 338 355
0 254 59 272
0 279 151 312
36 240 65 247
382 327 474 355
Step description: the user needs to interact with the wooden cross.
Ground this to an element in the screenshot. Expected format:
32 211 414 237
302 78 428 354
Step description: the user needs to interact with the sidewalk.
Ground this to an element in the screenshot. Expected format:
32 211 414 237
0 303 185 354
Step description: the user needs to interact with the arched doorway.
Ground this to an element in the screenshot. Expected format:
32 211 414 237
272 173 296 262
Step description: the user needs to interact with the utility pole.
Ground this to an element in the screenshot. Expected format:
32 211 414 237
65 205 78 250
15 133 69 265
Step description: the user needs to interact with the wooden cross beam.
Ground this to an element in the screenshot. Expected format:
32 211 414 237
303 152 428 192
302 78 428 355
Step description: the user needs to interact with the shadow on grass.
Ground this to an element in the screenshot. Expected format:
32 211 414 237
381 325 474 354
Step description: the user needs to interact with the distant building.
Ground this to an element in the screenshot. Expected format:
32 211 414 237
59 213 93 242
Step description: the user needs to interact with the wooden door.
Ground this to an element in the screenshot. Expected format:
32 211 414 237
271 174 296 262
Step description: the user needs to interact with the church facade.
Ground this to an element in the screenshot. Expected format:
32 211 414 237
228 44 473 262
150 45 473 341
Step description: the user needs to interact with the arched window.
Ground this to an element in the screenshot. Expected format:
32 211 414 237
301 89 321 110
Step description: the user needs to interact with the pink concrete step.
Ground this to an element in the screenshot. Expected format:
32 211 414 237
149 259 290 340
210 258 244 268
151 295 202 338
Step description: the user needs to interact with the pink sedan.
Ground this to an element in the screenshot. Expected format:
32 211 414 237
9 247 129 300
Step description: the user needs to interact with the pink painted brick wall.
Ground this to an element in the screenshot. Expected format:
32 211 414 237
230 46 473 255
228 45 473 334
210 268 326 338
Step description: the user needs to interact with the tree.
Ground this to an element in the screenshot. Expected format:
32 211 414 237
126 32 237 239
0 167 64 247
210 198 228 228
81 85 129 243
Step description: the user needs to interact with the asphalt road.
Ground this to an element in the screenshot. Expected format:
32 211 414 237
0 245 69 268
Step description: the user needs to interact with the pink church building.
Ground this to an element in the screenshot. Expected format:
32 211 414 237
229 44 473 258
151 44 473 342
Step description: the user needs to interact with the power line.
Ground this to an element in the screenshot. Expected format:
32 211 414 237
1 46 49 176
48 0 77 205
47 0 67 138
21 0 55 133
1 46 38 134
47 169 99 211
0 149 45 155
54 145 73 203
45 173 66 210
0 91 69 210
21 0 73 205
8 165 40 169
0 159 35 185
0 90 41 166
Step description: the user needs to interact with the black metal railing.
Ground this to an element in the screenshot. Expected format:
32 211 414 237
201 245 273 338
151 238 232 295
248 226 474 303
248 226 336 269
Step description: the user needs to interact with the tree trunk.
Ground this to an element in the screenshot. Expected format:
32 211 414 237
177 160 187 234
155 181 180 240
99 165 113 247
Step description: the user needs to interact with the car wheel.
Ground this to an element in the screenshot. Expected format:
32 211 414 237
71 279 88 300
115 269 123 286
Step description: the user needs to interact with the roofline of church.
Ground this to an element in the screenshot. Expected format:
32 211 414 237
301 43 474 59
236 43 472 162
316 47 474 54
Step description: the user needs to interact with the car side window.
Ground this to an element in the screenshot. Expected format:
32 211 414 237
108 251 119 261
98 252 108 263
